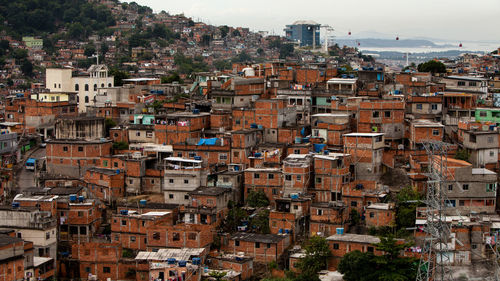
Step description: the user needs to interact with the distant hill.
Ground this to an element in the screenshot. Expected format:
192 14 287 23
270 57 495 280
335 38 453 48
0 0 116 38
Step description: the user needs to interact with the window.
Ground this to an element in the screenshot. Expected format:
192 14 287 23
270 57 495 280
462 184 469 191
103 160 108 167
316 177 322 183
317 209 323 215
469 81 477 87
488 137 494 143
431 104 438 110
272 188 277 195
84 84 89 91
172 232 180 241
235 119 241 125
188 233 197 240
63 146 68 152
121 220 127 226
367 247 374 252
448 184 453 191
480 111 487 117
101 83 105 88
169 179 174 184
267 243 271 248
85 96 89 103
459 200 465 206
255 242 260 248
153 232 160 240
78 146 83 152
384 111 391 118
233 151 240 158
372 111 379 118
333 243 339 250
490 151 495 157
416 104 423 110
103 267 110 273
254 173 260 179
351 201 358 207
294 205 298 210
108 83 112 87
219 153 228 160
184 179 189 184
432 130 440 136
184 195 189 200
85 267 91 273
146 131 153 138
235 240 240 246
169 194 174 199
46 232 50 239
94 84 97 91
487 183 496 192
75 84 79 91
78 211 84 217
268 173 274 179
130 236 136 242
136 132 141 137
458 81 466 86
369 212 374 218
471 244 477 249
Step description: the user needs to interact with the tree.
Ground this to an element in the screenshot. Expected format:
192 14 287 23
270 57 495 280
249 209 270 234
84 43 96 57
218 26 229 38
232 29 241 37
109 68 130 86
417 60 446 74
257 48 265 56
279 44 294 59
161 72 183 84
68 22 85 40
455 149 470 161
396 186 422 234
246 190 269 207
21 60 33 77
13 48 28 60
222 203 247 233
338 235 417 281
295 236 332 281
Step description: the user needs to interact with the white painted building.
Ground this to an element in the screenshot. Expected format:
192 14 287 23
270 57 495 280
45 65 114 112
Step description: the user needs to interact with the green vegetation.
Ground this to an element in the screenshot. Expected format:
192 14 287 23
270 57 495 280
122 248 135 258
417 60 446 74
269 39 294 59
249 209 270 234
395 186 422 237
174 53 209 75
109 68 130 87
295 236 332 281
161 72 183 84
113 141 129 150
222 202 247 233
338 235 417 281
455 149 470 161
209 271 227 281
246 190 270 208
0 0 116 39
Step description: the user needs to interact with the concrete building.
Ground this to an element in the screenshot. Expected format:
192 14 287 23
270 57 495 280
45 65 114 113
284 20 320 47
163 157 208 205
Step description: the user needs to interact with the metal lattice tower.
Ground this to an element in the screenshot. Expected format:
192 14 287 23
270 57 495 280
416 141 454 281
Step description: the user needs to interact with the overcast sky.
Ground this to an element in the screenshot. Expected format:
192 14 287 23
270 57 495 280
128 0 500 42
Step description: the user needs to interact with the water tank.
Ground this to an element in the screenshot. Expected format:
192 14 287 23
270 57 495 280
257 125 263 129
69 195 77 202
194 156 202 160
178 260 187 267
167 258 176 265
295 137 302 144
323 150 330 155
279 229 283 234
116 169 120 174
139 200 147 206
12 202 20 208
250 123 258 129
336 228 344 235
254 153 262 158
192 258 201 265
120 210 129 215
285 229 290 234
242 67 255 77
290 193 299 199
192 109 200 114
78 196 84 202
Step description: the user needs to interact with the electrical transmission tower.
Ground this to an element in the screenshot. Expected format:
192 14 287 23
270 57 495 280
416 141 455 281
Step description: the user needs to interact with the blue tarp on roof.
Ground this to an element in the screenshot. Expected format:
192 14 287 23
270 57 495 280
26 158 36 164
197 138 218 146
313 144 326 153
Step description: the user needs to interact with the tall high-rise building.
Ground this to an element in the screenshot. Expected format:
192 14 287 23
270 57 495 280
284 20 321 47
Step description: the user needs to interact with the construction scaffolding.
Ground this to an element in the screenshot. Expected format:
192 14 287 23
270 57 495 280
416 141 455 281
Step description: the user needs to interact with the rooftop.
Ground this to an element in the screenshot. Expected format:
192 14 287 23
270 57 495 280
326 233 380 244
189 187 229 197
472 168 496 175
230 232 287 243
135 247 205 261
344 133 384 137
